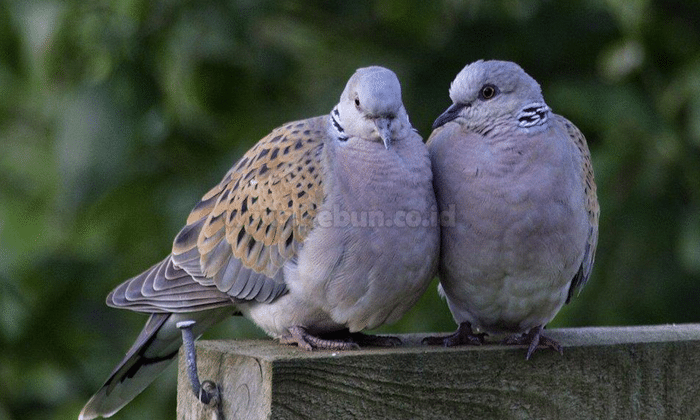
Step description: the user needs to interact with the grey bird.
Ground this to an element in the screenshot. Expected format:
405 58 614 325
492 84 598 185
80 66 439 419
424 60 599 359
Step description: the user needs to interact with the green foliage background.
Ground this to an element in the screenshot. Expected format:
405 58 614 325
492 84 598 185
1 0 699 418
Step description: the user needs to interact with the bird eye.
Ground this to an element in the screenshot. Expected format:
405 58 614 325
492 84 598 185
354 98 361 108
479 84 498 100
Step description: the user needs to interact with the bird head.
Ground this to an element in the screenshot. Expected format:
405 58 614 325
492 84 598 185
334 66 410 149
433 60 549 131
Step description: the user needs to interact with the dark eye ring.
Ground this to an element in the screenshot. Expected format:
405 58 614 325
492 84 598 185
479 84 497 100
354 98 361 107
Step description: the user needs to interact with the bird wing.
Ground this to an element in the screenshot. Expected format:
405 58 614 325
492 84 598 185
559 115 599 303
108 116 327 312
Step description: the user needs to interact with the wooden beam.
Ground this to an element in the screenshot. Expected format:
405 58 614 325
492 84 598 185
177 324 700 419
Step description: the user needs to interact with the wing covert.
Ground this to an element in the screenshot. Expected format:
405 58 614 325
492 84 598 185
559 116 599 302
171 116 327 302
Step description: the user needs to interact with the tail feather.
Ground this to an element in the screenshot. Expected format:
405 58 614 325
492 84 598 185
79 309 233 419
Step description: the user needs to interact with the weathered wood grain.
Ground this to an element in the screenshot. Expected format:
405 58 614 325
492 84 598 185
178 324 700 419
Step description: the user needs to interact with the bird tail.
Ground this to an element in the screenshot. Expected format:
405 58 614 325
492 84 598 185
79 309 232 419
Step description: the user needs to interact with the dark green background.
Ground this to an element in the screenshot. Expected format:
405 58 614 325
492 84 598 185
2 1 699 419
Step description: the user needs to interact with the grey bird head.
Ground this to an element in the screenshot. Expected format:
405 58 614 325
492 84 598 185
334 66 408 149
433 60 550 131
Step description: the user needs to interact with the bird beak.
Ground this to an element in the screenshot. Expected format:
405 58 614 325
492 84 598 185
374 117 393 149
432 103 467 129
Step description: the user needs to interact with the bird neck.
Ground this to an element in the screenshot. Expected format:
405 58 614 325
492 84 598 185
322 134 429 212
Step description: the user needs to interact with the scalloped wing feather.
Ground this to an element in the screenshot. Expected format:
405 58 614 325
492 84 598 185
558 115 599 302
107 256 234 313
170 116 327 301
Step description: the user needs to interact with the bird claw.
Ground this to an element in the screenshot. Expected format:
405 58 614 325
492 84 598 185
177 320 221 408
279 326 360 351
502 325 563 360
422 322 486 347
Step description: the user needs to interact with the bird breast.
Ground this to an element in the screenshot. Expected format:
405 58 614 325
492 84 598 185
433 124 589 332
292 136 438 332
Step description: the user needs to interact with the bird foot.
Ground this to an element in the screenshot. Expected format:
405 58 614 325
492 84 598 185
502 325 563 360
422 322 486 347
290 328 401 348
279 326 360 351
176 320 222 410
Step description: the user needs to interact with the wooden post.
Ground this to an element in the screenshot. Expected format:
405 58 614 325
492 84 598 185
177 324 700 419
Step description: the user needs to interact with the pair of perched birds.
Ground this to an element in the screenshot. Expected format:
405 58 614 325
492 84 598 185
80 60 599 419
